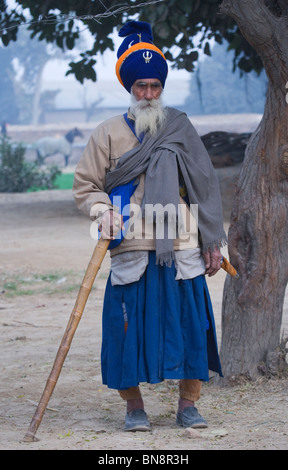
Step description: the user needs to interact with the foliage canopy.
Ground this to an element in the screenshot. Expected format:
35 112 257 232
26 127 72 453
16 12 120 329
0 0 263 83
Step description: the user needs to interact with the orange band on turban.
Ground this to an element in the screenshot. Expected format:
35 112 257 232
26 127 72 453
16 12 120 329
116 42 167 87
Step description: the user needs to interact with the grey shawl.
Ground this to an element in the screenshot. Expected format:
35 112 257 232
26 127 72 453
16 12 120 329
105 107 227 266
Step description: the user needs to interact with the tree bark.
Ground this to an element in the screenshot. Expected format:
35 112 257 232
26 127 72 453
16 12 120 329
219 0 288 380
32 61 46 126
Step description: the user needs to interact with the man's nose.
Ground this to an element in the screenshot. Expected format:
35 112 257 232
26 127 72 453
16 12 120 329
144 86 153 100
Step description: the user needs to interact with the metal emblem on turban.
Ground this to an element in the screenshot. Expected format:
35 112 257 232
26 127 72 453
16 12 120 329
143 51 153 63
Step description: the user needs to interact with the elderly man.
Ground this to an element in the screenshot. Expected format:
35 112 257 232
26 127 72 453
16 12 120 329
73 21 227 432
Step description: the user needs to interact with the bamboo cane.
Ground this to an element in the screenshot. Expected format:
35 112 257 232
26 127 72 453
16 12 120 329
22 237 110 442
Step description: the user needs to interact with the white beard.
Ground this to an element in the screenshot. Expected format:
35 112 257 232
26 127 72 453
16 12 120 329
130 93 167 137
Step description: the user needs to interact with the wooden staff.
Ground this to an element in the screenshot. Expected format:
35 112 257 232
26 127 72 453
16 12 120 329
23 237 110 442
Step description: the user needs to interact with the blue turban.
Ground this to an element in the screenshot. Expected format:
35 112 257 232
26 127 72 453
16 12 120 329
115 21 168 93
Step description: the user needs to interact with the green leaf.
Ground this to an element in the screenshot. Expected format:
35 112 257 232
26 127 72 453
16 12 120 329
2 34 9 46
204 41 211 56
66 35 75 50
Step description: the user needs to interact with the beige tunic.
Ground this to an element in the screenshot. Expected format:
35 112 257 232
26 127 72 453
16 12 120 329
73 112 206 282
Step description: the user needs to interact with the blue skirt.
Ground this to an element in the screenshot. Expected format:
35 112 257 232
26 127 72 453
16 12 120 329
101 252 222 390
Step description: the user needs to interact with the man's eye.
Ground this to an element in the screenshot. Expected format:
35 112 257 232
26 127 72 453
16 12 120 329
136 82 161 88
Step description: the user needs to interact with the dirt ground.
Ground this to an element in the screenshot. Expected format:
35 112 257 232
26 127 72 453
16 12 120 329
0 188 287 451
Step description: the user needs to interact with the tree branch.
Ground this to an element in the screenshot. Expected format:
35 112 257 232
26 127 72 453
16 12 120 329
220 0 276 50
220 0 288 82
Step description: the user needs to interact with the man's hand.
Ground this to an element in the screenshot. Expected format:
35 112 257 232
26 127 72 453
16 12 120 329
98 210 124 239
203 247 222 277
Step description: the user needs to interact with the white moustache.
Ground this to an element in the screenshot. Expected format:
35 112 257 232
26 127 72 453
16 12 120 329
130 94 167 137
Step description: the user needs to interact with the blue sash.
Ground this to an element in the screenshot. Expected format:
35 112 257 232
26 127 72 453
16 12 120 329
108 178 139 249
123 112 144 143
106 114 142 249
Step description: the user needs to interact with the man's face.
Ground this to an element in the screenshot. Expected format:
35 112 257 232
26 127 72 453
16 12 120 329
130 78 166 137
131 79 162 102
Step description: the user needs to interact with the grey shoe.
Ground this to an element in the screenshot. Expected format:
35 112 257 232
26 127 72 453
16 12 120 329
124 409 151 432
176 406 208 428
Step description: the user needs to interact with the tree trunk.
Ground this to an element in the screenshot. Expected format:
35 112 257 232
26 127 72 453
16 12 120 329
32 62 45 126
219 0 288 380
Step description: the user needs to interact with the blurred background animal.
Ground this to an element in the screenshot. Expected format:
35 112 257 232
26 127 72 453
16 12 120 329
34 127 83 166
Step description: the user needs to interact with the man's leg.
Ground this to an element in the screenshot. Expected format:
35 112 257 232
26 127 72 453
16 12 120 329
178 378 202 409
118 387 150 432
176 379 208 428
118 386 144 412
